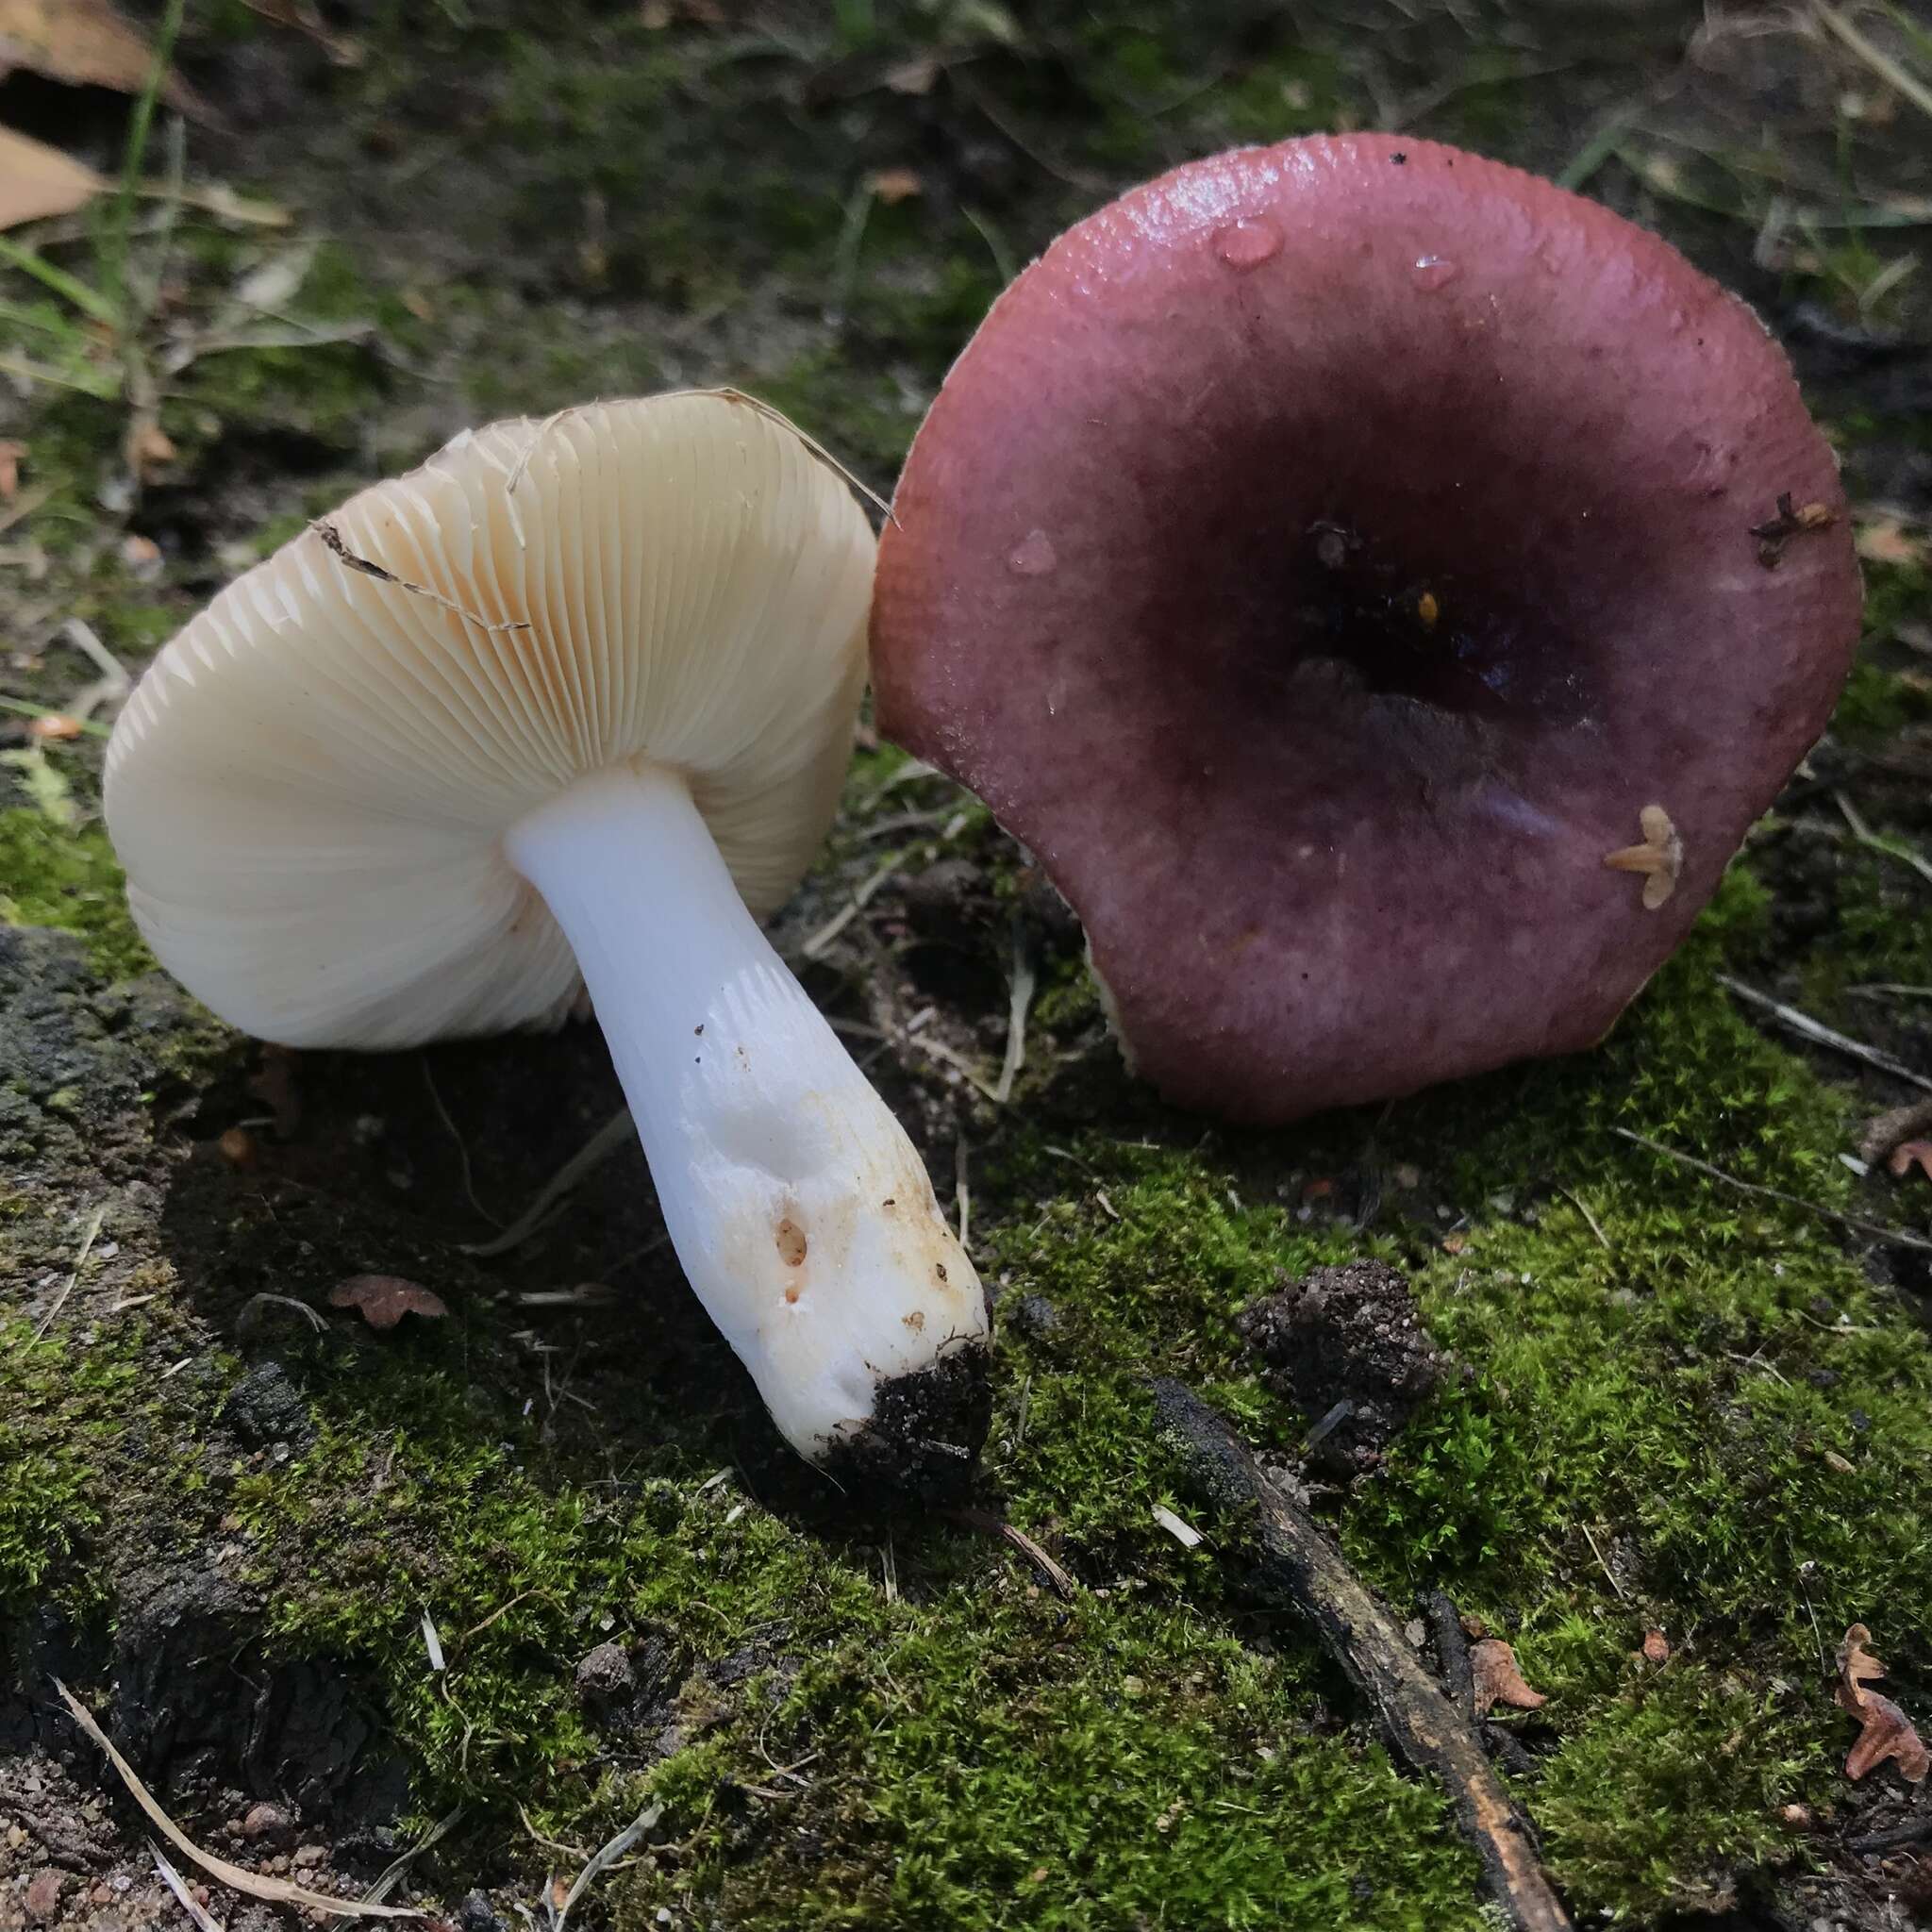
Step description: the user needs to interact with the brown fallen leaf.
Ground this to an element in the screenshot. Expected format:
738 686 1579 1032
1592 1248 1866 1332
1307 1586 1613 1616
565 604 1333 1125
1641 1628 1670 1665
1470 1638 1547 1714
1856 517 1925 570
125 420 176 482
1845 1690 1930 1782
1838 1623 1930 1783
1889 1141 1932 1182
0 127 103 232
1860 1095 1932 1167
0 0 212 117
329 1274 448 1330
866 167 924 206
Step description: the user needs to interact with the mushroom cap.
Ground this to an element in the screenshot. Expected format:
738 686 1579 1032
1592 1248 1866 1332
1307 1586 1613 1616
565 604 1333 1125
107 392 874 1049
873 134 1862 1123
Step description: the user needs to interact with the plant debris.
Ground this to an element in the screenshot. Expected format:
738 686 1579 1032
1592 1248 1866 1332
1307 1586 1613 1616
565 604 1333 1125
54 1681 417 1918
1750 491 1837 567
1838 1624 1930 1783
311 521 533 635
1471 1639 1548 1714
0 0 211 115
0 126 104 231
329 1274 450 1330
1602 804 1683 909
1153 1381 1573 1932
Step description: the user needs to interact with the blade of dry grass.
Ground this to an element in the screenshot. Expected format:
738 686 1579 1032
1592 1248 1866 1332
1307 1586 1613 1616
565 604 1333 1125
55 1683 418 1919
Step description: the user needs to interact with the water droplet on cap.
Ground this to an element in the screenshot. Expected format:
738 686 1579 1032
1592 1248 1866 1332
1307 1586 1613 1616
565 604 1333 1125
1007 529 1057 576
1213 217 1283 271
1411 255 1460 291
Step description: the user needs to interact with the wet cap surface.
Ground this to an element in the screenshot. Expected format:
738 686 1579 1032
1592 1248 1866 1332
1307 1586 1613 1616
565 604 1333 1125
873 133 1862 1122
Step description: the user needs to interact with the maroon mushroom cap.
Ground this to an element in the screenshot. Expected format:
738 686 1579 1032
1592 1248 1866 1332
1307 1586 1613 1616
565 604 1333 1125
873 133 1862 1124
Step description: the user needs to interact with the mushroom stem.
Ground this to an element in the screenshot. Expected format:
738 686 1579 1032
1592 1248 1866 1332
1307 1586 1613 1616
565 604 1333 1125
504 762 991 1484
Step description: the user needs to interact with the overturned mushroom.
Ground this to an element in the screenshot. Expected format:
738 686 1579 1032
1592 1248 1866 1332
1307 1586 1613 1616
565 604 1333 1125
873 135 1861 1122
106 392 991 1487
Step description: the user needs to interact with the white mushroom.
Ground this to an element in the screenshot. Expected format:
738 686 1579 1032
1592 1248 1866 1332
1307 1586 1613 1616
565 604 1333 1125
105 391 991 1486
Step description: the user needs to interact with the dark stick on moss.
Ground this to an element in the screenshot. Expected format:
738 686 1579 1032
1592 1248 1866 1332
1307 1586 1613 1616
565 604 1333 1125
1426 1590 1475 1717
1613 1126 1932 1254
1151 1381 1573 1932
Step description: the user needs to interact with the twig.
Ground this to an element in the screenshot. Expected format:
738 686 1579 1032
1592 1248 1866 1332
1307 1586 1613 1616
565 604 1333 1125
552 1803 661 1932
461 1108 636 1258
1425 1591 1475 1717
32 1204 106 1341
55 1682 415 1919
236 1291 327 1335
948 1507 1079 1600
993 928 1036 1106
312 522 530 634
1835 791 1932 890
1579 1523 1629 1601
1719 975 1932 1092
1151 1384 1572 1932
1813 0 1932 123
1552 1185 1612 1253
1612 1126 1932 1253
706 388 894 526
57 617 132 723
152 1843 224 1931
801 850 906 958
422 1058 502 1230
954 1135 971 1251
362 1807 462 1906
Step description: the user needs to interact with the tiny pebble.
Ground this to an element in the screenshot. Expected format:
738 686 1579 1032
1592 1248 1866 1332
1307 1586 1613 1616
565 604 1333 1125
25 1870 63 1924
241 1801 291 1840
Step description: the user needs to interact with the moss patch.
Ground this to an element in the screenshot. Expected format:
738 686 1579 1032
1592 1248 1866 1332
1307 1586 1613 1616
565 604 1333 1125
0 809 153 980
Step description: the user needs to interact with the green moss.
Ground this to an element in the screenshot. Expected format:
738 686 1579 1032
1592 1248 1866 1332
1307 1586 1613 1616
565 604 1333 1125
679 1598 1478 1931
0 1319 147 1611
0 808 153 979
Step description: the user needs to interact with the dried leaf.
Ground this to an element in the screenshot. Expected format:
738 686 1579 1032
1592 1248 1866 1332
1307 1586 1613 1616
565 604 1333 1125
330 1274 448 1330
126 420 176 480
0 127 103 232
884 52 941 93
1856 518 1925 569
866 167 924 206
1837 1623 1929 1782
0 0 212 117
1839 1622 1889 1708
1888 1141 1932 1182
1845 1690 1930 1782
1470 1638 1547 1713
1641 1628 1670 1665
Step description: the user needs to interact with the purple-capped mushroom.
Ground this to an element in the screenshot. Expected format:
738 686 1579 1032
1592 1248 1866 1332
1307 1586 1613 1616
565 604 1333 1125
873 133 1861 1122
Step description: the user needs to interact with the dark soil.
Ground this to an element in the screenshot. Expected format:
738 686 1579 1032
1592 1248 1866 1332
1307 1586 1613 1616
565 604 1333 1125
1240 1260 1447 1477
